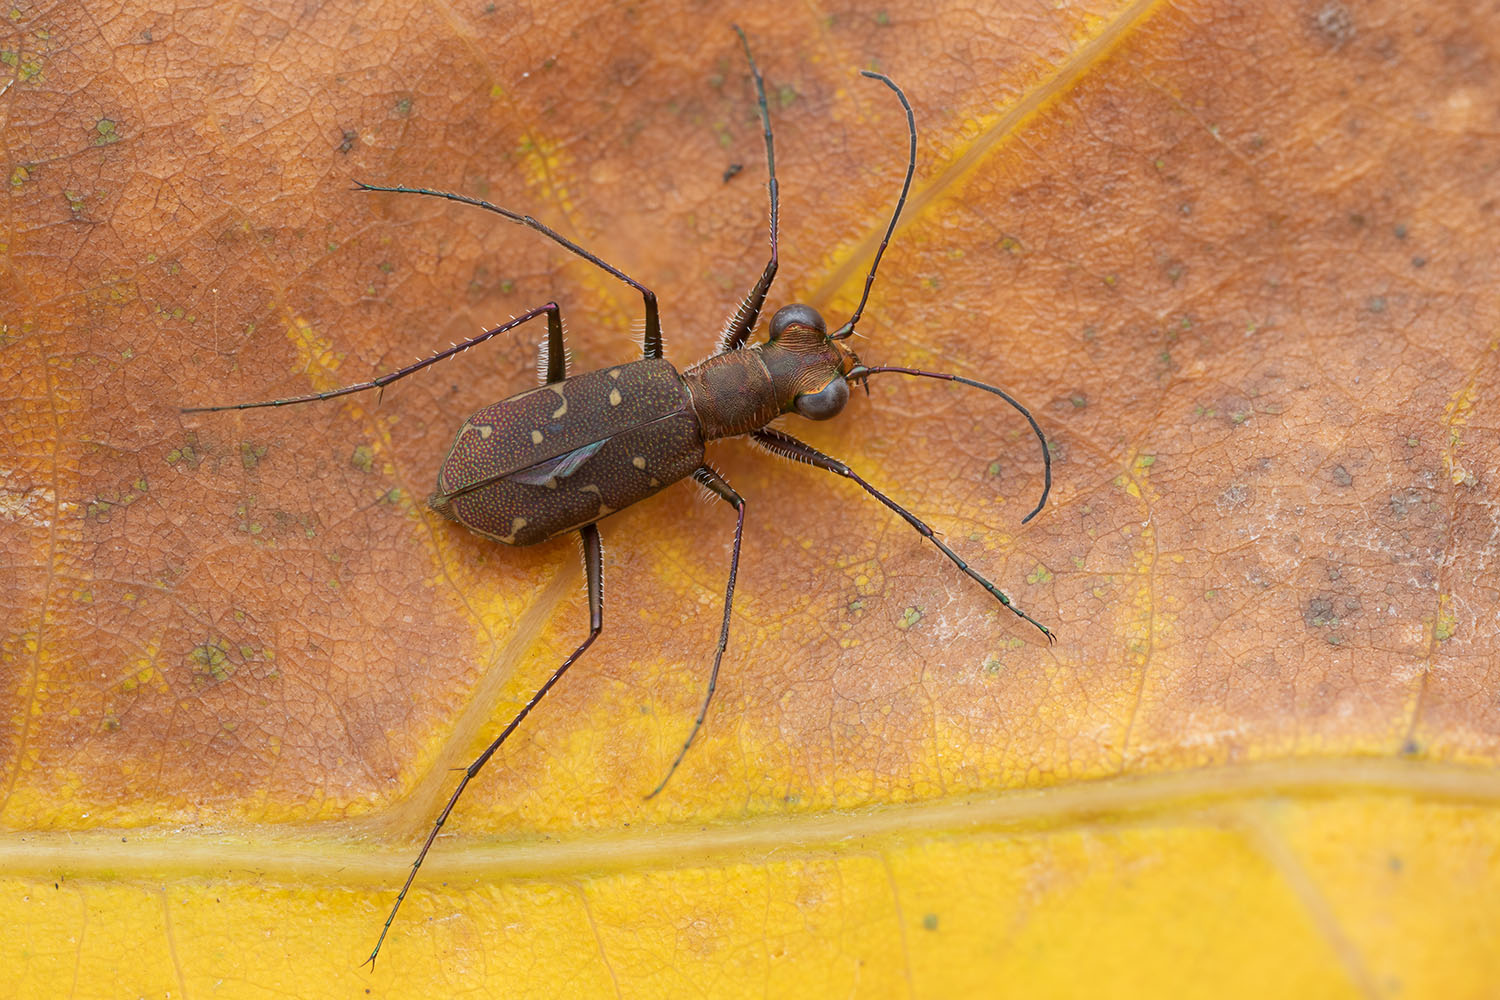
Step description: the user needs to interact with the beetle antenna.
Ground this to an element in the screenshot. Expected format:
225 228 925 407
831 71 916 341
846 364 1052 523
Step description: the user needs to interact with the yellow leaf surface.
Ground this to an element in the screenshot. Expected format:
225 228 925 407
4 0 1499 996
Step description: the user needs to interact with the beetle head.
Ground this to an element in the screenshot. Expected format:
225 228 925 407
764 303 858 420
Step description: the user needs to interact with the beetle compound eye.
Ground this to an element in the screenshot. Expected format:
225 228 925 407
793 378 849 420
769 303 827 341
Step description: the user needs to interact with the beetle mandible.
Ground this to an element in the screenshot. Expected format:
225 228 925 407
184 27 1055 966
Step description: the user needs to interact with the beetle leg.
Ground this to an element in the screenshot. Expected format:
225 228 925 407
718 26 780 353
355 182 665 361
752 428 1054 643
182 303 563 414
645 466 746 799
364 522 605 969
538 301 568 385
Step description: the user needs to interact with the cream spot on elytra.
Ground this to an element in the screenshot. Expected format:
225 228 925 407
500 516 528 544
632 456 647 470
531 430 543 444
609 388 622 406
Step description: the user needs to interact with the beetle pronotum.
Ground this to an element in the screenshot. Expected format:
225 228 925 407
184 27 1054 966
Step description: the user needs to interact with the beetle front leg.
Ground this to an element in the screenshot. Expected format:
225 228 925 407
645 466 746 798
364 522 605 968
752 428 1054 642
718 26 780 353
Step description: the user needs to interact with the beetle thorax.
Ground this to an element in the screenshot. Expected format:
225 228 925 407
681 303 853 440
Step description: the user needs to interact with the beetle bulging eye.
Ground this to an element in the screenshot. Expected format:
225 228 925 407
793 377 849 420
769 303 827 341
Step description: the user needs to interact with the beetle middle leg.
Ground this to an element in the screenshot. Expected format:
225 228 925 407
644 465 746 799
182 302 565 414
353 183 665 359
365 521 604 968
752 428 1055 642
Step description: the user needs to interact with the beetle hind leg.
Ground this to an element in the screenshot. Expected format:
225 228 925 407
364 522 605 967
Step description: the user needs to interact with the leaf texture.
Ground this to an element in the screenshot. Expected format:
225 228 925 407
3 0 1499 996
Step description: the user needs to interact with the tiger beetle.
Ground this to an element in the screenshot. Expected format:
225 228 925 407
183 27 1054 967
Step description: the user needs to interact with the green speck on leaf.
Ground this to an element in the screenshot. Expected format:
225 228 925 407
922 913 939 931
190 640 233 682
350 444 374 473
982 655 1002 675
94 118 119 145
1027 564 1053 585
1435 606 1457 642
240 441 266 470
897 606 923 630
165 443 199 467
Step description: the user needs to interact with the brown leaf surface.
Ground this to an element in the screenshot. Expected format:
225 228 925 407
4 0 1500 996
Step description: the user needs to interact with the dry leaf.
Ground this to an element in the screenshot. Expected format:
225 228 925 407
4 0 1499 996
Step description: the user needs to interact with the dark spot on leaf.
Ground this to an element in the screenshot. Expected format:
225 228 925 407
1312 3 1355 47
